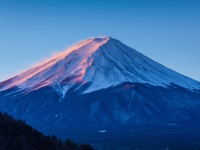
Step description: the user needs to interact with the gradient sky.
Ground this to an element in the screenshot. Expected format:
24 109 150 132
0 0 200 81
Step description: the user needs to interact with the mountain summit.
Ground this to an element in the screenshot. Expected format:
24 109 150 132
1 37 199 95
0 37 200 139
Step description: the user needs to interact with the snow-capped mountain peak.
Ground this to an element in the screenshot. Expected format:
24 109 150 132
0 37 109 91
0 37 200 94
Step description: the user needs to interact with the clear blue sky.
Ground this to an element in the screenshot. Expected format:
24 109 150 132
0 0 200 81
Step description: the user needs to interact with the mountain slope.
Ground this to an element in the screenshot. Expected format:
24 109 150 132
1 37 199 94
0 37 200 139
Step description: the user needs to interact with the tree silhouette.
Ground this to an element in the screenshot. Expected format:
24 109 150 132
0 111 94 150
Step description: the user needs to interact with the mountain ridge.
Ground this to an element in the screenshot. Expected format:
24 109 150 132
0 37 199 94
1 37 200 140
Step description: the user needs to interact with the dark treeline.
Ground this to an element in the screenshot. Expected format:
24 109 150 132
0 111 94 150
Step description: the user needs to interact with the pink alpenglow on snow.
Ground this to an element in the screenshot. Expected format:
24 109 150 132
0 37 200 96
0 37 110 92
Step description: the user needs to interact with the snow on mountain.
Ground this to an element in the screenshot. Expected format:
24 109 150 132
0 37 200 94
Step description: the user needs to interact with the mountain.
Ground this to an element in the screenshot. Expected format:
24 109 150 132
1 37 200 93
0 37 200 138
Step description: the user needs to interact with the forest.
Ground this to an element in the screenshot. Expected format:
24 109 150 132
0 111 94 150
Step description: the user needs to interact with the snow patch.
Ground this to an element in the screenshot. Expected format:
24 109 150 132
98 130 107 133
